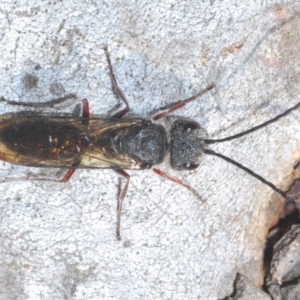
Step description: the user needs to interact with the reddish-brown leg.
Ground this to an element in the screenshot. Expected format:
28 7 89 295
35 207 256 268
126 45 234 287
3 158 82 184
114 169 131 240
0 94 78 108
59 168 77 183
82 99 90 118
103 47 130 119
152 84 215 120
81 98 90 126
153 168 202 201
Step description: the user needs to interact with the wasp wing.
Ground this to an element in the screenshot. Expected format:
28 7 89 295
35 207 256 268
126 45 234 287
0 113 149 170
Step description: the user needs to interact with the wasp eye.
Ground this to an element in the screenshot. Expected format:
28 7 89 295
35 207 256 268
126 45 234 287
182 163 199 170
183 121 201 131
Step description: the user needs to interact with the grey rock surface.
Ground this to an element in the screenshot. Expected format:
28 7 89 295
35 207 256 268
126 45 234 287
231 273 271 300
0 1 299 299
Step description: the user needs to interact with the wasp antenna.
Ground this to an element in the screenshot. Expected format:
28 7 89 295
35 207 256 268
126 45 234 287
204 149 300 209
204 99 300 144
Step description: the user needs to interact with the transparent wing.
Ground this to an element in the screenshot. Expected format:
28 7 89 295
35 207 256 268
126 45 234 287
0 113 148 170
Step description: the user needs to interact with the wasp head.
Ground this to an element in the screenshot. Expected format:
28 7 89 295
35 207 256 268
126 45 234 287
170 120 206 170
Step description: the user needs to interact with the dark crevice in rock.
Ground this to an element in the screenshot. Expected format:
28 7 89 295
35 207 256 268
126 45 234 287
263 176 300 293
263 206 300 292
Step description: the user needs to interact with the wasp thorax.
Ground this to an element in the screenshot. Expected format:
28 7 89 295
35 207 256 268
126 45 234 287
170 120 206 170
115 121 168 167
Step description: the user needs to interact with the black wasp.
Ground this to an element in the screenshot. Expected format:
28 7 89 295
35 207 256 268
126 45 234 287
0 47 299 239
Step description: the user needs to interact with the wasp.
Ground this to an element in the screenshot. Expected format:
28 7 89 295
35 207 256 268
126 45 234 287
0 47 299 240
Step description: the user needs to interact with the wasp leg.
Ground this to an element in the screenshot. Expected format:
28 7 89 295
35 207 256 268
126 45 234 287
3 158 82 183
153 168 202 202
0 94 80 109
1 94 90 126
44 158 83 182
152 84 215 121
60 165 80 182
103 47 130 119
114 169 131 240
81 98 90 126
